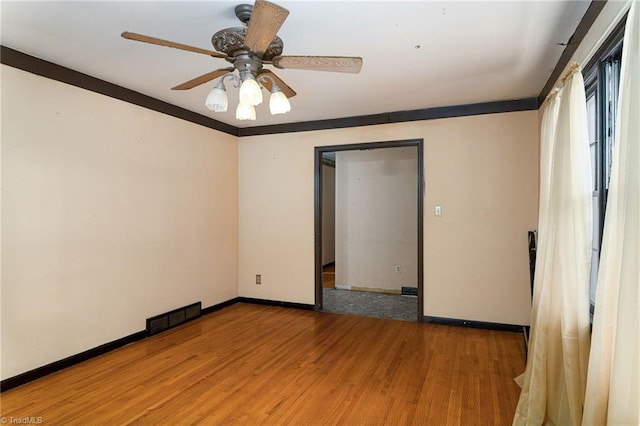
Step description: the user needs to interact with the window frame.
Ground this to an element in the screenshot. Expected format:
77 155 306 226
582 17 626 314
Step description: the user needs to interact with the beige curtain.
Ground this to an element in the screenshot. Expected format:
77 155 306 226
583 2 640 424
537 89 561 284
514 68 593 425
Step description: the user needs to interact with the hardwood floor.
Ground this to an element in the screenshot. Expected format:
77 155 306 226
1 303 525 425
322 263 335 288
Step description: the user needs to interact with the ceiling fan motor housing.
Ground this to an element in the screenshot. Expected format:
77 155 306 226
211 27 283 60
121 0 360 101
234 53 264 76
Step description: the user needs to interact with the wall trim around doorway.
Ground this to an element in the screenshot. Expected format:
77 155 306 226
314 139 425 322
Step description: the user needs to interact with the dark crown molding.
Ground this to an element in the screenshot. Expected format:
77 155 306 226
2 44 538 138
238 98 539 136
538 0 608 104
0 45 238 136
4 0 605 139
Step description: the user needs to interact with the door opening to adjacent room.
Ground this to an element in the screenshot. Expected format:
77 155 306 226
314 140 424 322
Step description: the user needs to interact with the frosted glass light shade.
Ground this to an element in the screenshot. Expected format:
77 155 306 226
236 102 256 121
269 90 291 115
205 86 228 112
239 77 263 106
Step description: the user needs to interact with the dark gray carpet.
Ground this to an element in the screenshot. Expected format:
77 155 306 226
322 288 418 322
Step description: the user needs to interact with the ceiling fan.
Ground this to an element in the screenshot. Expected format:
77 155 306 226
122 0 363 120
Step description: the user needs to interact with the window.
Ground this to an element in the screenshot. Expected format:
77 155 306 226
583 20 624 312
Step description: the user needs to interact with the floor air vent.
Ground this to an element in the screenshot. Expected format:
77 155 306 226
146 302 202 336
401 287 418 296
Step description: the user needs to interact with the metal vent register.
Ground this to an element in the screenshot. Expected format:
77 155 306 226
146 302 202 336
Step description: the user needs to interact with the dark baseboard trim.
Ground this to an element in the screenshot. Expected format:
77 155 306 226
0 299 526 391
0 45 238 137
538 0 608 104
1 297 243 392
239 98 539 136
201 298 241 315
0 297 314 392
423 316 525 333
237 297 315 311
0 330 146 393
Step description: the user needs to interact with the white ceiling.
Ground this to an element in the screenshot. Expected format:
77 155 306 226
1 1 591 128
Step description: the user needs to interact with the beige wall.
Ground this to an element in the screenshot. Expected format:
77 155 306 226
321 164 335 265
0 0 626 384
238 110 539 325
1 65 239 380
335 147 417 292
2 59 540 381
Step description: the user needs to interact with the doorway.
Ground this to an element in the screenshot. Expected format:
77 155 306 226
314 139 424 322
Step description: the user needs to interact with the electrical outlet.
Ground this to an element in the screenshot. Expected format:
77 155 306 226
395 265 401 274
435 205 442 217
256 274 261 285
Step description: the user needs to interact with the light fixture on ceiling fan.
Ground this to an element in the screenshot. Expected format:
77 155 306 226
203 64 291 120
121 0 363 121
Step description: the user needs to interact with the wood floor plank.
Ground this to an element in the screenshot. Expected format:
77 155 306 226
1 303 525 425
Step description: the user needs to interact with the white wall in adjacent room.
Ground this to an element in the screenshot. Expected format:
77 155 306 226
335 147 418 292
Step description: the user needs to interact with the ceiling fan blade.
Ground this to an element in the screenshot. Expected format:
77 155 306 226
244 0 289 56
122 32 227 59
171 68 234 90
258 70 296 98
272 56 363 74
